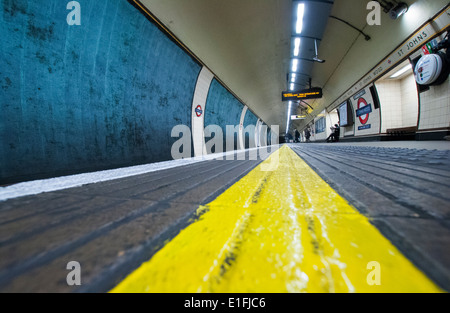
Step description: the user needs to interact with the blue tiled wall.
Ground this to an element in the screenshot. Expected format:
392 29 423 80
243 108 258 148
0 0 201 183
204 79 245 152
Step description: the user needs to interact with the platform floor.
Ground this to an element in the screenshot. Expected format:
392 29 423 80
0 142 449 292
290 142 450 291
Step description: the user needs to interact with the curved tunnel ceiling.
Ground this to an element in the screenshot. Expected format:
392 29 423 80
140 0 449 134
140 0 294 133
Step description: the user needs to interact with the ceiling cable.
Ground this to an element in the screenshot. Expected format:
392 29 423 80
330 15 371 41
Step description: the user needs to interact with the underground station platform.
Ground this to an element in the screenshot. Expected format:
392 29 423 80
0 141 449 293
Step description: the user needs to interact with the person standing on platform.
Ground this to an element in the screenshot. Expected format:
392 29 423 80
294 129 300 143
305 128 311 143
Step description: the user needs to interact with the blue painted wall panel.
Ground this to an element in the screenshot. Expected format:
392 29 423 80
0 0 201 183
243 109 258 148
204 79 244 151
243 110 258 128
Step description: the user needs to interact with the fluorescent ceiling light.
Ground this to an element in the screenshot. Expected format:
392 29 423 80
291 74 296 83
296 3 305 34
292 59 299 72
290 83 295 91
294 38 301 57
390 64 412 78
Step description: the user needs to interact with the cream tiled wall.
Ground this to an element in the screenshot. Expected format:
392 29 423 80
376 80 402 132
327 111 340 136
400 74 420 128
375 73 419 133
418 77 450 130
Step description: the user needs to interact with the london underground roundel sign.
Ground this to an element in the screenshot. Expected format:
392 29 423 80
357 97 370 125
195 105 203 117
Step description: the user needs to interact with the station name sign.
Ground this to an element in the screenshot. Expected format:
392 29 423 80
282 88 323 101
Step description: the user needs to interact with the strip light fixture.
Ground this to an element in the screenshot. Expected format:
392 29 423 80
296 3 305 34
390 64 412 78
293 37 301 57
287 2 305 134
292 59 299 72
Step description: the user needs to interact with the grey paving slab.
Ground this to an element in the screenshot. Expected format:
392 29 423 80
135 161 253 201
314 149 450 199
326 140 450 151
0 196 123 248
0 198 153 270
61 161 219 197
1 200 189 293
0 193 92 223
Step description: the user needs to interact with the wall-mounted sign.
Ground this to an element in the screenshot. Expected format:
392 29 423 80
421 39 438 55
414 53 445 85
195 105 203 117
356 97 372 125
358 124 372 130
353 89 366 100
339 101 355 127
282 88 323 101
315 117 326 134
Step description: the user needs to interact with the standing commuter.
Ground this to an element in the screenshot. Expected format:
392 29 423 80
305 128 311 142
294 129 300 143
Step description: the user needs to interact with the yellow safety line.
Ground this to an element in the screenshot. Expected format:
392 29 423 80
110 145 443 293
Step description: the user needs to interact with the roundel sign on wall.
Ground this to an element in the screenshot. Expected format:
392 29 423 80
357 97 370 125
195 105 203 117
